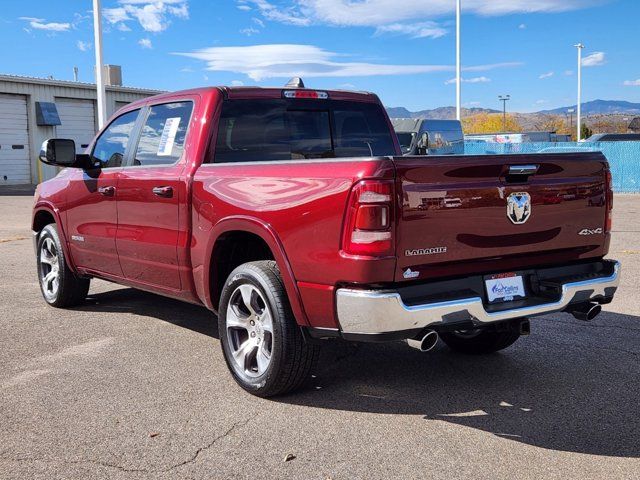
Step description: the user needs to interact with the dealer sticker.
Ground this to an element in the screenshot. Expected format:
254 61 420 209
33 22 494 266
485 273 525 303
157 117 181 156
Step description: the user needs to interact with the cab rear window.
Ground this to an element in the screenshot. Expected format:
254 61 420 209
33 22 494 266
212 99 396 163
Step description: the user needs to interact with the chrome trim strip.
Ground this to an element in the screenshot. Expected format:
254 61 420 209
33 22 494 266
336 261 621 335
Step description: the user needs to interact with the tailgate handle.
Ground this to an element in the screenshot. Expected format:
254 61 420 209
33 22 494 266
509 164 539 176
505 164 539 184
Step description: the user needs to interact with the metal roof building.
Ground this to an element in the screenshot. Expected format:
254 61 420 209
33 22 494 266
0 72 162 186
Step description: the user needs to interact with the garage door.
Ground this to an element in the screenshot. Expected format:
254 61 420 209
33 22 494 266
55 98 96 154
0 93 31 185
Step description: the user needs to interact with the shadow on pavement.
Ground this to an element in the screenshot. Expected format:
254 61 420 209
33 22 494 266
73 288 639 458
79 287 219 338
285 311 640 459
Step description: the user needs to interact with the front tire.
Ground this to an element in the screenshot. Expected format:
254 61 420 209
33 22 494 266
37 224 90 308
218 261 319 397
440 322 522 354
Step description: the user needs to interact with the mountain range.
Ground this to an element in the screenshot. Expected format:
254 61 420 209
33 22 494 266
386 100 640 119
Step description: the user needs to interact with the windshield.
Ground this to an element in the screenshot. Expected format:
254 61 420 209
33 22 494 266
212 99 396 163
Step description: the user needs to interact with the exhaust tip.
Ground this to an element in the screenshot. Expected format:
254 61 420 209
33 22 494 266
571 302 602 321
406 330 439 352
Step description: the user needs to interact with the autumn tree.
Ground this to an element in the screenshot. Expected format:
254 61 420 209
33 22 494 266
462 113 523 134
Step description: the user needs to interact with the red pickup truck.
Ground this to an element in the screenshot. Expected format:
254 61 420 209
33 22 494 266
33 82 620 397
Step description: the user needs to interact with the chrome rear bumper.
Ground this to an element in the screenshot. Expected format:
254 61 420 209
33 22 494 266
336 260 620 336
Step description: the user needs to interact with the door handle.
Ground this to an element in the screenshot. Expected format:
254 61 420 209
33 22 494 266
152 186 173 198
98 186 115 196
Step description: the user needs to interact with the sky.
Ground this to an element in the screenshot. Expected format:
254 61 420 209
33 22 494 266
1 0 639 112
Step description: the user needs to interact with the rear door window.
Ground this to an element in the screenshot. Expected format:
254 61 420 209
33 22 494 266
132 101 193 167
213 99 395 163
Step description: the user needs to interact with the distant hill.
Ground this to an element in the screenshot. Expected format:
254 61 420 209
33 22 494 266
538 100 640 115
387 100 640 119
386 106 499 119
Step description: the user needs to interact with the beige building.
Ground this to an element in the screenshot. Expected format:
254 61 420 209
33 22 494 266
0 72 161 186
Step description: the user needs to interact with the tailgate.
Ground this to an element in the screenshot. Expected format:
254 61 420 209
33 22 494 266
394 152 610 282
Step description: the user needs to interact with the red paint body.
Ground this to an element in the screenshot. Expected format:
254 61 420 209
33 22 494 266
33 86 612 330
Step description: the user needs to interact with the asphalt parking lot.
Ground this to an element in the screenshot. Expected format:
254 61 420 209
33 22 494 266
1 194 638 480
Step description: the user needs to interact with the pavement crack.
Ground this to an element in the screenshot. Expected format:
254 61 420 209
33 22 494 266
164 414 257 471
0 454 148 473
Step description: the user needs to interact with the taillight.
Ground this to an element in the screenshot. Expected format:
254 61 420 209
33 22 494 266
605 169 613 233
342 180 394 257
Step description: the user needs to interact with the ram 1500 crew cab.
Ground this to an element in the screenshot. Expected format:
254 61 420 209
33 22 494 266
33 83 620 396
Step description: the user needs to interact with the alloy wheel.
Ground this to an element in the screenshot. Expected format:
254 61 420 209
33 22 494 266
39 237 60 299
226 284 274 377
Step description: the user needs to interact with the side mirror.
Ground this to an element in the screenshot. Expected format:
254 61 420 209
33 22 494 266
39 139 94 169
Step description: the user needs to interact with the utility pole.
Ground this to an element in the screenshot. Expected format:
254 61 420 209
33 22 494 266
498 95 510 132
93 0 107 129
455 0 461 120
574 43 584 141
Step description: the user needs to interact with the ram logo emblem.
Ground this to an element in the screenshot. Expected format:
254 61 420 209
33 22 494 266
507 192 531 225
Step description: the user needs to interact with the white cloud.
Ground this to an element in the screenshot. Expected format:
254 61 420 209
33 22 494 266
253 17 265 28
240 27 260 35
237 0 310 26
539 71 554 79
231 80 245 86
518 23 526 29
465 101 481 107
138 37 153 48
241 0 600 28
623 79 640 86
117 22 132 31
76 40 92 52
19 17 71 32
374 22 447 39
176 44 520 81
564 69 574 76
445 76 491 85
104 0 188 33
535 99 548 104
582 51 606 67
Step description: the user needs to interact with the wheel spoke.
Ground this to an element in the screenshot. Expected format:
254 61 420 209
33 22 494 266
256 343 271 374
260 310 273 334
227 305 250 329
40 252 53 266
43 271 56 291
232 339 257 372
238 285 257 315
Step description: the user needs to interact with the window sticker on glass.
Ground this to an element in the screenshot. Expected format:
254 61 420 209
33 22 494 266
157 117 181 156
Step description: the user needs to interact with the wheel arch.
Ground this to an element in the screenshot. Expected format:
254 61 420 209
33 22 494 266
201 217 309 327
32 204 77 273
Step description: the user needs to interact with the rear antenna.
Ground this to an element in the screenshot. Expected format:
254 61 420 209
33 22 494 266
285 77 305 88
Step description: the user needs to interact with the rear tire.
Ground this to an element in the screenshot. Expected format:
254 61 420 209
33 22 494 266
218 260 319 397
37 224 90 308
440 322 522 354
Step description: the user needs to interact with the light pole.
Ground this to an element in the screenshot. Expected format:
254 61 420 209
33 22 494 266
498 95 510 131
574 43 584 141
93 0 107 129
455 0 461 121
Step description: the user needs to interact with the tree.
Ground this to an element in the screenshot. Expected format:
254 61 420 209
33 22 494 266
462 113 523 134
580 123 593 140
